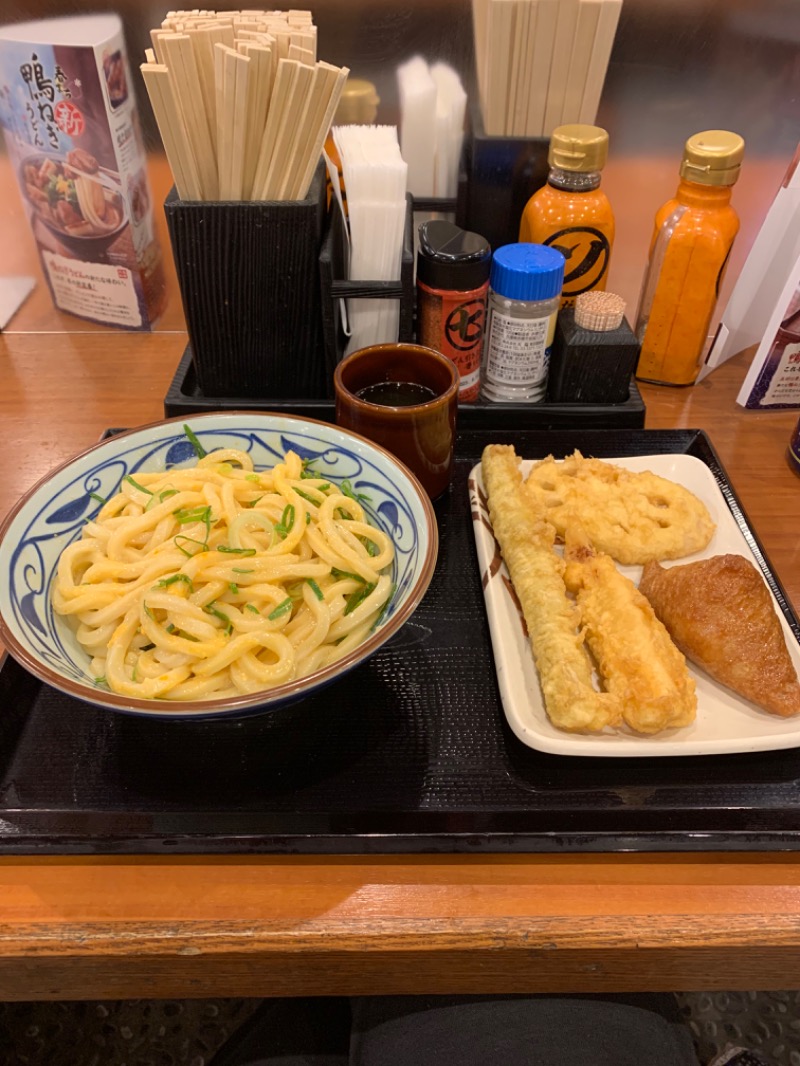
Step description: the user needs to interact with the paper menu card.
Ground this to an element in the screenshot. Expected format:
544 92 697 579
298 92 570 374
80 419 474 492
0 14 165 329
702 140 800 408
735 265 800 409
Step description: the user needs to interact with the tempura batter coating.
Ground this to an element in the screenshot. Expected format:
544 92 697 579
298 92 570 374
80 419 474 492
563 530 696 734
482 445 620 733
640 555 800 718
524 450 715 565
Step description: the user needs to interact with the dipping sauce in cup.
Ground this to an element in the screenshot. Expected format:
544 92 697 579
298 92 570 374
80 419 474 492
334 343 459 499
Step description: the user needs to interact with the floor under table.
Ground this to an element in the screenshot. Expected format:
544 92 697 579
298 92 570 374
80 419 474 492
0 991 797 1065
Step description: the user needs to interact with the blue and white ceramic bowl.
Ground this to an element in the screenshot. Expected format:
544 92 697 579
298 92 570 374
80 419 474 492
0 412 438 719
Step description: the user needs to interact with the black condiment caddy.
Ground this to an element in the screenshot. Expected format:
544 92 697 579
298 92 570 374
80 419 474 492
164 345 646 428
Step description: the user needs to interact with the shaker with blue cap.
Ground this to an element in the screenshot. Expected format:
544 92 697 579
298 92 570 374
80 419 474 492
480 243 566 403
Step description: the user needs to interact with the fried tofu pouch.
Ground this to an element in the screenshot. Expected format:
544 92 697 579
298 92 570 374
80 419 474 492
563 529 697 734
640 555 800 718
524 450 715 566
482 444 620 733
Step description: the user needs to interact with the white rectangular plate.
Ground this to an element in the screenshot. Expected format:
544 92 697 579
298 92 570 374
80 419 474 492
469 452 800 757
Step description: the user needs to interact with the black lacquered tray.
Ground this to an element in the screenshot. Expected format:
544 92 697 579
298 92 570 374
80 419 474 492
1 427 799 856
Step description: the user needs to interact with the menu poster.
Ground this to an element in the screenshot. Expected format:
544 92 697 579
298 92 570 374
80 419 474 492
0 14 165 329
736 256 800 409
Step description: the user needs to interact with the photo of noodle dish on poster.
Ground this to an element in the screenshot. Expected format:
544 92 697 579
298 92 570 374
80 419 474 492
470 452 800 757
0 413 437 720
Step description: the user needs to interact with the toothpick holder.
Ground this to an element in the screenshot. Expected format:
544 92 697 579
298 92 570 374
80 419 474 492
164 163 327 399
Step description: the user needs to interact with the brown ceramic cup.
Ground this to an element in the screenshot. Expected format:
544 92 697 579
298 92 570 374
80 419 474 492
334 343 459 500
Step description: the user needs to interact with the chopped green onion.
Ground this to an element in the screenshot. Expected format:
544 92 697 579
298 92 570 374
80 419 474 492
183 423 206 459
245 473 261 482
143 602 156 621
274 504 295 538
216 546 256 556
268 598 293 620
340 479 371 503
204 602 232 633
301 469 330 490
164 622 197 643
124 475 153 495
307 578 324 601
232 567 254 574
174 505 211 525
331 567 365 584
305 512 311 525
344 583 376 616
89 491 107 505
245 496 263 508
93 675 108 686
155 573 195 592
372 583 396 630
245 603 259 614
147 487 178 512
229 582 239 595
359 535 380 557
174 534 208 557
294 488 321 506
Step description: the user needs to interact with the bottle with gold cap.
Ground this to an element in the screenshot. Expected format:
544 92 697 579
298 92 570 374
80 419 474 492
635 129 744 386
518 124 615 307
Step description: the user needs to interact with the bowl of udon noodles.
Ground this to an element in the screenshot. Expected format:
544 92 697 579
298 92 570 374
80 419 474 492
20 149 128 257
0 412 438 720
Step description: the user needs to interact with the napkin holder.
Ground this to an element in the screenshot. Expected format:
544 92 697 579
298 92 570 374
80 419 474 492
164 163 327 399
318 193 415 377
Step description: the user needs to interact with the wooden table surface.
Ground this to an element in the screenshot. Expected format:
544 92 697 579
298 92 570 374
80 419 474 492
0 154 799 1002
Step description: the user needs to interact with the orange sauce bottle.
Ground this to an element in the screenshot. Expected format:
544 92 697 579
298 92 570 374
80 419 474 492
635 130 744 386
518 124 615 307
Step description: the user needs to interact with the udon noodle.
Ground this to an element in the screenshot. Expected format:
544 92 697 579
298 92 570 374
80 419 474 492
52 447 395 701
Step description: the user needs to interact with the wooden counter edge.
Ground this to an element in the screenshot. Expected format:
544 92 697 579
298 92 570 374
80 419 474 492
2 913 800 999
3 850 800 998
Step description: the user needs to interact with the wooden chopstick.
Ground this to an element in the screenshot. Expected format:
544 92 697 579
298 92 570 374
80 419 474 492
579 0 622 124
161 32 218 199
525 0 558 136
560 0 603 125
238 41 274 199
260 59 315 199
286 61 348 200
250 57 299 199
143 10 346 202
141 61 203 200
472 0 621 136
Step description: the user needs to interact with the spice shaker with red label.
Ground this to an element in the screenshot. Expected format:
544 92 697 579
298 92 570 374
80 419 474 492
416 219 492 402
